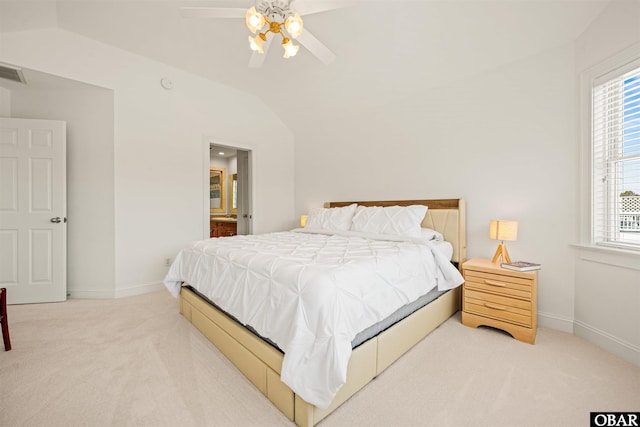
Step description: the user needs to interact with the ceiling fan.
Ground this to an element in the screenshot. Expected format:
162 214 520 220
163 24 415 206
180 0 355 68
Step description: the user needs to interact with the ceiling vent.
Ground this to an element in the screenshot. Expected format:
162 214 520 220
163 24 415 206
0 63 26 84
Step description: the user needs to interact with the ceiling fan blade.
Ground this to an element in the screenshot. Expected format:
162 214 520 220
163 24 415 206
295 29 336 65
179 7 246 19
293 0 358 16
248 37 273 68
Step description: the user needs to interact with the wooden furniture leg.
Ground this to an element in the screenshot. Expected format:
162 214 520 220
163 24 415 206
491 243 511 264
1 288 11 351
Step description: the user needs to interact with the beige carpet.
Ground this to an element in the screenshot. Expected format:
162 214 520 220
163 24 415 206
0 290 638 427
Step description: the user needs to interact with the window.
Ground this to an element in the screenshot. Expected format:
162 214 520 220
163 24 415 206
592 59 640 250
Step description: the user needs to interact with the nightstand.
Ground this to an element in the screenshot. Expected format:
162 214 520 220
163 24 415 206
461 258 538 344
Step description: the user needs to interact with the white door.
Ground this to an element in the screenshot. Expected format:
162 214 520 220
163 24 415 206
0 117 67 304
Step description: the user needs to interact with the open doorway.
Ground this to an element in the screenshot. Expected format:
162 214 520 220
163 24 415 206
207 141 252 238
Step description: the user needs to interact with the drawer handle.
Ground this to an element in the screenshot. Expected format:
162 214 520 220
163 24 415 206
484 279 507 287
484 302 507 311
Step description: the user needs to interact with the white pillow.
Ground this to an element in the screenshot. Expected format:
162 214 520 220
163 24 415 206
304 204 357 231
421 228 444 241
351 205 428 237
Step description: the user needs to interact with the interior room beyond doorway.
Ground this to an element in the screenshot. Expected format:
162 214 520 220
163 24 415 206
209 143 251 238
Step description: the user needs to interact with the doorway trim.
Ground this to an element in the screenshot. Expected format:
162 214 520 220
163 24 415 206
202 137 253 239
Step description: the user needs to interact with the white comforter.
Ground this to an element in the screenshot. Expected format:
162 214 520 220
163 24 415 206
164 229 463 409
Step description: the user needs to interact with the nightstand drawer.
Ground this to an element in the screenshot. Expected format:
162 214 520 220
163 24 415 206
464 270 532 300
464 289 531 311
464 295 532 327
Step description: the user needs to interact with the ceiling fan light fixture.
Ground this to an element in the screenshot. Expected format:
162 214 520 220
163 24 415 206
284 13 303 38
180 0 340 67
245 6 265 33
245 1 305 62
282 38 299 58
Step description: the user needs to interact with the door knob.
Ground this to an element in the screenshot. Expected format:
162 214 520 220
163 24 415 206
50 217 62 223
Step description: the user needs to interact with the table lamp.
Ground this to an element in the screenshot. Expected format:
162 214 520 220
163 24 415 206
489 220 518 264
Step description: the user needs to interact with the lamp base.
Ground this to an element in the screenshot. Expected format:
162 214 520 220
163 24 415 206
491 244 512 264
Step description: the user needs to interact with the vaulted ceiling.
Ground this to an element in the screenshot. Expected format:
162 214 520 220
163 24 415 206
0 0 611 132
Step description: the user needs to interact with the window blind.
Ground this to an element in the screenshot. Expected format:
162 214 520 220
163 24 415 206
592 61 640 249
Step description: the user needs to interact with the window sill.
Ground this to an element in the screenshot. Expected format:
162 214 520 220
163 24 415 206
571 243 640 271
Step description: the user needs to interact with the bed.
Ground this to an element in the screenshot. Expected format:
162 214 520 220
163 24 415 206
165 198 466 426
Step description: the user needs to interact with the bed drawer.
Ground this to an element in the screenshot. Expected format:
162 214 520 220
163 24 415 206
187 295 295 421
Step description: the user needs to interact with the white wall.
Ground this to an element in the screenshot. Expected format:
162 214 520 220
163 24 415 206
295 43 578 330
0 28 295 297
0 87 10 116
9 87 116 298
573 0 640 366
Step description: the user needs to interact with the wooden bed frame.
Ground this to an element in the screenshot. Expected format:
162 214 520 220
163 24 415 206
178 199 466 426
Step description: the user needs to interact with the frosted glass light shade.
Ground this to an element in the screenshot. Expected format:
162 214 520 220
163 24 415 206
245 7 265 34
489 220 518 241
282 39 299 58
285 13 303 38
248 35 265 53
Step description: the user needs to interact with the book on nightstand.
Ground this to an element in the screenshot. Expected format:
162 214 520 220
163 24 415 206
501 261 541 272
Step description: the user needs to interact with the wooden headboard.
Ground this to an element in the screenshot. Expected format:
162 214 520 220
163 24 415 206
326 199 467 266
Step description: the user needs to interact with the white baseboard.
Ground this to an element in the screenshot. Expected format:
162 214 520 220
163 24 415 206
115 281 164 298
574 320 640 367
538 311 574 333
68 289 116 299
69 282 165 299
538 312 639 367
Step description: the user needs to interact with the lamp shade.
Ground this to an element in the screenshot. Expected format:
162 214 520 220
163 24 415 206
300 215 307 227
489 220 518 241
